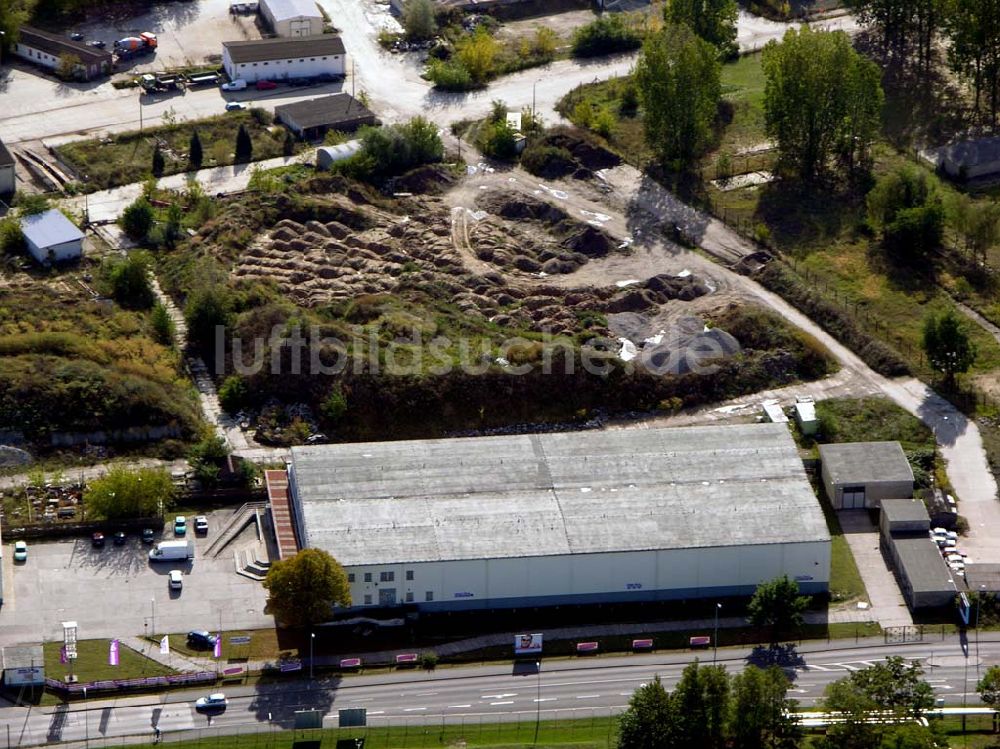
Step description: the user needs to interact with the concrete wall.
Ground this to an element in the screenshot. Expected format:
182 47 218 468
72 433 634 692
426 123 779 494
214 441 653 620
341 540 831 611
0 163 14 195
822 472 913 509
26 237 82 265
223 48 344 82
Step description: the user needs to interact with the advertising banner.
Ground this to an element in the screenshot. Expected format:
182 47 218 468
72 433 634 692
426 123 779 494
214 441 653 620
514 633 543 655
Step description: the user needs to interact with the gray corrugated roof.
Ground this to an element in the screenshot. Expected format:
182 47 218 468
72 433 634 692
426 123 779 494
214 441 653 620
223 35 344 64
2 645 43 670
291 423 830 566
881 498 930 525
818 441 914 486
275 93 375 129
964 564 1000 593
19 209 83 249
261 0 323 22
890 535 957 595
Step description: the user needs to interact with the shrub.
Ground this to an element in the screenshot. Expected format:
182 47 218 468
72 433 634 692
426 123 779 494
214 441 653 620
521 144 576 178
152 144 165 177
590 108 616 139
867 166 944 259
419 651 439 670
249 107 273 127
120 197 155 241
184 285 235 354
189 131 204 170
355 118 443 179
427 59 474 90
0 217 24 255
235 124 253 163
14 193 51 216
477 120 519 160
105 255 154 309
150 303 174 345
283 130 295 156
403 0 437 40
571 15 642 58
218 375 248 412
321 386 348 423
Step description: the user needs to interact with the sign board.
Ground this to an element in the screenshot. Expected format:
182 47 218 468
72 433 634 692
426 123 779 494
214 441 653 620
62 621 78 660
632 639 654 650
689 635 711 648
4 666 45 687
339 658 362 669
959 592 971 625
576 641 599 653
514 633 543 655
280 660 302 673
294 709 324 730
395 653 417 665
338 708 367 728
229 636 252 646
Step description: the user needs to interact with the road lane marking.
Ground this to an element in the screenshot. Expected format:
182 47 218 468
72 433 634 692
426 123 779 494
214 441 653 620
403 707 426 712
414 691 438 696
481 693 517 699
576 695 601 699
534 698 557 703
448 705 472 709
490 701 514 706
368 711 385 715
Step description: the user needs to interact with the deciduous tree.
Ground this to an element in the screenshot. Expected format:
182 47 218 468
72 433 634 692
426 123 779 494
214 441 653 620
664 0 738 58
84 466 174 519
866 165 944 257
923 309 977 386
731 666 801 749
762 27 883 181
618 676 678 749
119 197 155 241
945 0 1000 125
634 23 721 168
747 575 810 645
263 548 352 626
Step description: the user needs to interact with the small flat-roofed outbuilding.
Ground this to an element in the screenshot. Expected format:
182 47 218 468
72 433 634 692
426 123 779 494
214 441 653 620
879 498 931 535
819 441 914 509
19 209 84 265
879 498 956 610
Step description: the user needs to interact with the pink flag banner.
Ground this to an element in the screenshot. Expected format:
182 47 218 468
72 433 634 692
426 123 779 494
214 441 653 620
109 639 120 666
213 635 222 659
60 646 67 665
159 636 169 655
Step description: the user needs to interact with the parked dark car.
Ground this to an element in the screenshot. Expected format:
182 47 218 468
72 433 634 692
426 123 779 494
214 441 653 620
69 32 84 41
88 40 106 49
91 532 105 548
113 531 127 545
187 631 218 650
141 528 156 544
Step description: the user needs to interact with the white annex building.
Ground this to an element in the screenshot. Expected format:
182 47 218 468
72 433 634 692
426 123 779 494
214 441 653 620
287 423 831 611
222 36 345 83
19 209 84 265
259 0 323 36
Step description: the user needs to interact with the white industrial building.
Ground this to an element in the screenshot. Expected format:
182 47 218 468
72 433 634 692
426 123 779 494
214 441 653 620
287 423 831 612
259 0 324 36
19 209 84 265
222 36 345 84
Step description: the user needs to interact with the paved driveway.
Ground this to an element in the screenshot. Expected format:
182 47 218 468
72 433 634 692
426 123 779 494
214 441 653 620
0 510 270 649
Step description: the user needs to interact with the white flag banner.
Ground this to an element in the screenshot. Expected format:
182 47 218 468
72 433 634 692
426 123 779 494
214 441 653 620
160 635 169 655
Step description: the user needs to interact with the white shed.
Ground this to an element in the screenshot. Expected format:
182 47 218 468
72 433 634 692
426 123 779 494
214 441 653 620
20 209 84 265
316 139 362 170
259 0 323 37
222 35 345 84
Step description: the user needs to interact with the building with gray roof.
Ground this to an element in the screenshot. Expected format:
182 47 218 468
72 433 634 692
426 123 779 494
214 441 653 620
19 209 83 266
287 423 831 611
222 35 345 83
921 136 1000 181
818 441 914 510
878 500 955 610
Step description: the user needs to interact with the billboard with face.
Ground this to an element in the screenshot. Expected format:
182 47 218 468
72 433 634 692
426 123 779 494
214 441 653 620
514 633 543 655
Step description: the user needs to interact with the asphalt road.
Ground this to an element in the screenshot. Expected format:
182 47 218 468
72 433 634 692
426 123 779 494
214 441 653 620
2 635 996 747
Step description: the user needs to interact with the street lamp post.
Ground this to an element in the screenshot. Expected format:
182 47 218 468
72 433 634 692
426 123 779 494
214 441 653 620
150 598 156 637
713 603 722 664
533 660 541 746
977 584 986 675
309 632 316 681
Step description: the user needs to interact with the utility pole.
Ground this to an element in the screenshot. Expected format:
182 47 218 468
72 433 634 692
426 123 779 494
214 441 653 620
533 661 541 746
150 598 155 637
309 631 316 681
713 603 722 664
83 686 89 749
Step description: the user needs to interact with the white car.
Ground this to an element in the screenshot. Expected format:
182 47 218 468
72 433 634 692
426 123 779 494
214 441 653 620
13 541 27 562
225 101 247 112
194 516 209 534
195 693 227 710
169 570 183 590
221 79 247 91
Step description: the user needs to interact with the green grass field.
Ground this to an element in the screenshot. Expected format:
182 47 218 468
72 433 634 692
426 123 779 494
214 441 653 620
43 639 175 684
144 630 294 661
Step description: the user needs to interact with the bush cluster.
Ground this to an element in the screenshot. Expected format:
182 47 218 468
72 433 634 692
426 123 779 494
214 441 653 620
571 15 642 58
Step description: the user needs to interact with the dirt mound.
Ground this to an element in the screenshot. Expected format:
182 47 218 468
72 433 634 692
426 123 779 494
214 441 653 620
476 191 569 223
542 126 621 171
560 224 615 258
393 164 458 195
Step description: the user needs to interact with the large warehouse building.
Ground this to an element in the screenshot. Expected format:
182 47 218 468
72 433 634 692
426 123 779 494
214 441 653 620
221 36 345 83
286 423 831 611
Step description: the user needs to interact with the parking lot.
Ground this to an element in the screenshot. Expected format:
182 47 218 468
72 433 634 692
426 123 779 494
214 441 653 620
0 509 271 649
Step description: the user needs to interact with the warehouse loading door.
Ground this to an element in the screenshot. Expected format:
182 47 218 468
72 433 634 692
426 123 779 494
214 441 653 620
289 19 311 36
379 588 396 606
842 485 866 509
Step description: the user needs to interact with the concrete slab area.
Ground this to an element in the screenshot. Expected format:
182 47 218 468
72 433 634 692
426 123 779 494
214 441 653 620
838 510 914 628
0 509 270 649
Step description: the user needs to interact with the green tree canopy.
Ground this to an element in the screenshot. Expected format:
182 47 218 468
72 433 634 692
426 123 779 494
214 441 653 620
184 284 235 356
866 165 944 258
946 0 1000 125
634 23 721 168
105 254 154 309
664 0 738 58
119 197 155 241
747 575 810 645
762 27 883 180
731 666 801 749
618 676 677 749
84 466 175 519
189 130 203 170
356 117 443 179
923 309 977 386
263 548 352 626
